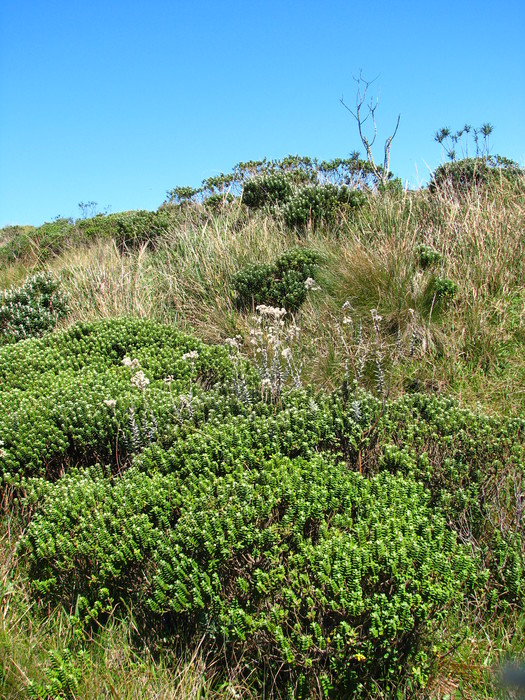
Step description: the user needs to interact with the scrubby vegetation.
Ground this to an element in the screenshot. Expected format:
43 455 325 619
0 144 524 698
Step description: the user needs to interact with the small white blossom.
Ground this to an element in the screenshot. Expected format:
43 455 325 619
256 305 287 319
104 399 117 408
130 371 150 391
164 375 174 384
281 347 292 361
181 350 199 361
224 337 240 349
122 356 140 369
304 277 320 291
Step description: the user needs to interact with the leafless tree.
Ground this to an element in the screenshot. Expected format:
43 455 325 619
341 72 400 187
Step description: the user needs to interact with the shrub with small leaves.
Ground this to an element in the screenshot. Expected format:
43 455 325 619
241 173 294 209
429 156 524 194
232 248 322 312
114 209 172 250
282 184 365 229
7 318 523 698
0 273 69 344
415 244 441 269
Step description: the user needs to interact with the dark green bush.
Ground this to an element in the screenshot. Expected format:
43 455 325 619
282 184 365 229
241 173 294 210
76 213 121 241
415 244 441 269
423 276 458 311
114 210 172 250
0 225 36 266
429 156 524 194
232 248 322 312
0 273 68 345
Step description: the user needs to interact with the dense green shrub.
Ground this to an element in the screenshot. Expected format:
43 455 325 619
0 225 36 266
0 318 236 480
0 273 68 345
114 209 172 250
5 319 523 696
241 173 295 209
415 244 441 269
232 248 322 311
429 156 524 194
282 184 365 229
76 212 121 240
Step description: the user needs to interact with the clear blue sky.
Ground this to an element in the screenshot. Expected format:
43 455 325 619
1 0 524 227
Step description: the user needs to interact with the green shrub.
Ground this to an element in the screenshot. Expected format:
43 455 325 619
0 273 69 345
76 213 121 241
232 248 322 311
0 225 36 266
0 318 235 480
282 184 365 229
415 244 441 269
429 156 524 194
114 210 172 250
423 276 458 312
241 173 294 209
5 319 523 696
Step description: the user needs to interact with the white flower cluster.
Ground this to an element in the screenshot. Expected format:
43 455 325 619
224 335 242 350
304 277 320 291
104 399 117 409
255 305 287 319
130 371 150 391
122 356 140 369
181 350 199 361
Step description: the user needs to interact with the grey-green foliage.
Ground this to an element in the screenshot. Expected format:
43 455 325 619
0 273 69 344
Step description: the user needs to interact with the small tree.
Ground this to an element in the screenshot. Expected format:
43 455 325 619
340 72 400 187
434 123 494 161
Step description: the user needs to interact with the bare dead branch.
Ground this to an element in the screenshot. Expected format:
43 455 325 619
340 72 400 187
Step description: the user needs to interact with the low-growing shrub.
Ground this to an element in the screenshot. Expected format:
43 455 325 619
232 248 322 312
114 210 172 250
423 275 458 313
415 244 441 269
0 318 237 480
429 156 524 194
282 184 365 229
5 319 523 696
0 273 69 344
241 173 295 210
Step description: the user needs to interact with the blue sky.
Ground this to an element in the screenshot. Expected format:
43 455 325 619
1 0 524 227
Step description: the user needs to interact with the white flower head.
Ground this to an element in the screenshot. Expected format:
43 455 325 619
104 399 117 408
181 350 199 361
256 305 287 319
281 347 292 361
224 337 240 349
130 371 150 391
304 277 320 291
122 356 140 369
164 375 174 384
